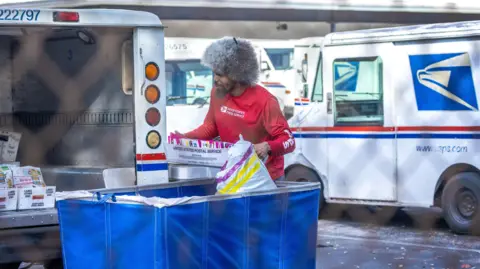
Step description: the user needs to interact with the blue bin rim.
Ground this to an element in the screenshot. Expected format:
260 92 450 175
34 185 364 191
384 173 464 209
91 178 215 195
91 179 320 196
57 180 321 207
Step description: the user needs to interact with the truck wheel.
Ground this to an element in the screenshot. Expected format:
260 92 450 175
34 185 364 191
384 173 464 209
44 259 64 269
441 172 480 235
285 166 325 216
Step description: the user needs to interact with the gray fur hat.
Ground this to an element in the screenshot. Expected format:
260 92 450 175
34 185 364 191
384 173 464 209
201 36 259 86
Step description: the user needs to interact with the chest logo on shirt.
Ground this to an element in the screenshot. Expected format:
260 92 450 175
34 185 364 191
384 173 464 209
220 105 245 118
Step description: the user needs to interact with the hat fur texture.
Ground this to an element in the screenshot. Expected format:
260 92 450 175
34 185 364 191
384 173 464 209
201 36 259 86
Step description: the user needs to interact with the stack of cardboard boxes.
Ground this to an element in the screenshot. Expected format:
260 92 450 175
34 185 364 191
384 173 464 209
0 131 55 212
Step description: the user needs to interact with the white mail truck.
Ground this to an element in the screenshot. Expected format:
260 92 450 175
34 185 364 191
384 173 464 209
285 21 480 235
0 7 177 268
291 36 323 113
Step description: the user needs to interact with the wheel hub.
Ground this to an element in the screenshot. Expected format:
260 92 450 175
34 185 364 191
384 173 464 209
456 189 478 218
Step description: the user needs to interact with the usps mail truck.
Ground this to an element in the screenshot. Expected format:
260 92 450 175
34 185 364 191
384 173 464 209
285 21 480 235
290 36 324 118
0 7 172 267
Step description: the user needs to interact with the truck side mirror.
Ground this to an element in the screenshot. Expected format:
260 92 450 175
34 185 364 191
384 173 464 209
301 53 308 83
301 62 308 83
260 61 270 71
121 40 133 95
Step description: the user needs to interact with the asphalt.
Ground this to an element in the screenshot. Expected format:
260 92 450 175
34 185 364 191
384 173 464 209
316 223 480 269
315 206 480 269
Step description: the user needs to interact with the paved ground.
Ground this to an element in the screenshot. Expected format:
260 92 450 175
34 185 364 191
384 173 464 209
17 207 480 269
315 206 480 269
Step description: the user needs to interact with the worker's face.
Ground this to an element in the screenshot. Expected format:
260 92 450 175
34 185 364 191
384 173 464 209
214 73 235 98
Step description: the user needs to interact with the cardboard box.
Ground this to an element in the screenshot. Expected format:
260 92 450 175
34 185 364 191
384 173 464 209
0 165 14 189
0 188 18 211
165 144 229 167
17 186 56 210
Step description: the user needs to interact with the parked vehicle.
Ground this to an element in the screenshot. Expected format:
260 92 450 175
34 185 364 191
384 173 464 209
285 21 480 235
0 7 169 268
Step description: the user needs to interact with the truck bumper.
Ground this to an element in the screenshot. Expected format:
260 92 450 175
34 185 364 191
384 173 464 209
0 225 61 264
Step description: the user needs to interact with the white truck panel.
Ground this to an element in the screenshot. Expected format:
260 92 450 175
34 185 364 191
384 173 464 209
134 28 169 185
393 39 480 205
322 42 397 202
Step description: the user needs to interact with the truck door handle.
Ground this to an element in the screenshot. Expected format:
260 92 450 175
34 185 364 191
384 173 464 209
327 92 332 114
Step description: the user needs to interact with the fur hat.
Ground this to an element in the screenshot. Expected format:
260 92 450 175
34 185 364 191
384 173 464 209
201 36 259 86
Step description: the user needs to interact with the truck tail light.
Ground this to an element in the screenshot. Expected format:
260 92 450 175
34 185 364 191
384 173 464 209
53 12 79 22
146 131 161 149
145 107 160 126
145 85 160 104
145 62 159 81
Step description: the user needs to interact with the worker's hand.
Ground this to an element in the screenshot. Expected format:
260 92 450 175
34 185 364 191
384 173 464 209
170 131 186 139
254 142 271 159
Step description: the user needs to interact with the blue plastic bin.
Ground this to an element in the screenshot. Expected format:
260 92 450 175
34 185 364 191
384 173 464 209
57 179 321 269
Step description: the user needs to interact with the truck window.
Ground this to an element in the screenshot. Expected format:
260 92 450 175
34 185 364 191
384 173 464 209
332 57 383 126
166 60 213 105
265 48 294 70
311 57 323 102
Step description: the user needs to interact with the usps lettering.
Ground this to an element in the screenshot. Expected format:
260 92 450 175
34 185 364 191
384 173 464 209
409 52 478 111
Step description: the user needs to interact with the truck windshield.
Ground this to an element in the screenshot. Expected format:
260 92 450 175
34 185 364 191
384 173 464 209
265 48 294 70
166 60 213 105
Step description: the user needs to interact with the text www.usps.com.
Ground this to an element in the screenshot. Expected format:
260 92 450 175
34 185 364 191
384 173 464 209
416 145 468 153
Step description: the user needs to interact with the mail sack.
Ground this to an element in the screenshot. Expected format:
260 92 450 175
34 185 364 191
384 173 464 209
215 138 277 194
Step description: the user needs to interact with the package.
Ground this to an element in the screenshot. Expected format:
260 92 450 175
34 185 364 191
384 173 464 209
0 164 16 189
215 136 277 195
0 130 21 163
165 134 232 167
0 188 18 211
168 135 233 149
12 166 46 188
17 186 56 210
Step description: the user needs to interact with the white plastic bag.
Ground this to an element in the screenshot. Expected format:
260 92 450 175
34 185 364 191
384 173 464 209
215 136 277 195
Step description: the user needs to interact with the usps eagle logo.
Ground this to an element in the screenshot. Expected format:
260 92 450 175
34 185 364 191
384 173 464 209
334 61 359 92
409 52 478 111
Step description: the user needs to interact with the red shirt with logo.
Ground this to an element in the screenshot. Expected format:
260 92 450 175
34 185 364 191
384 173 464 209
184 84 296 180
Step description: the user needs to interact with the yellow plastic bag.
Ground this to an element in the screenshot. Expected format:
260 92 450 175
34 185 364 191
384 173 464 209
215 136 277 195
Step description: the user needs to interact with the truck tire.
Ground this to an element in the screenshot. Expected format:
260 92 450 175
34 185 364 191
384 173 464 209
44 259 64 269
285 166 325 216
442 172 480 235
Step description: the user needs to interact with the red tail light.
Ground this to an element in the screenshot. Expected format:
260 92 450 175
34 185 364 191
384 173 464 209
145 108 161 127
53 12 79 22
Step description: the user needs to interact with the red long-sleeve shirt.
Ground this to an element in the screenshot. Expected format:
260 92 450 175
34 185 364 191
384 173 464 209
184 84 296 180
